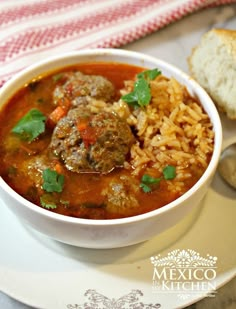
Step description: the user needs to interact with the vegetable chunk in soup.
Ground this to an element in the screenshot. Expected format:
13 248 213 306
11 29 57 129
0 63 214 219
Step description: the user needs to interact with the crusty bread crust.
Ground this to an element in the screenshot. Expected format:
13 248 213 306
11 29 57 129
188 28 236 119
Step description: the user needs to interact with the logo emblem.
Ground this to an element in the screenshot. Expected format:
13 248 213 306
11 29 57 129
151 249 218 299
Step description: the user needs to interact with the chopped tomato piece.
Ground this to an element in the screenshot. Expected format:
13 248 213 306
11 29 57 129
77 119 97 148
77 120 88 132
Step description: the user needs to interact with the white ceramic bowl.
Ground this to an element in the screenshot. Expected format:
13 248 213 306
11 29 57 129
0 49 222 249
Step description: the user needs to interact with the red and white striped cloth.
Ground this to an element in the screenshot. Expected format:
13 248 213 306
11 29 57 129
0 0 235 86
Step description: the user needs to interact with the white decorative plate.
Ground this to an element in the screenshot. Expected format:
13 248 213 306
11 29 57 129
0 114 235 309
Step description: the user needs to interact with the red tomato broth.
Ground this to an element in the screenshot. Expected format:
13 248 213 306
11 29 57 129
0 62 209 219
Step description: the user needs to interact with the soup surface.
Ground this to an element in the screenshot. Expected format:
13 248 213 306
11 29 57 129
0 62 214 219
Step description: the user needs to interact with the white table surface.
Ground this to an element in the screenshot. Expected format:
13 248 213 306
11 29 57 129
0 3 236 309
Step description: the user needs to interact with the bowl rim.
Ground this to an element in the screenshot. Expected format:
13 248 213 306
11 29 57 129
0 48 223 226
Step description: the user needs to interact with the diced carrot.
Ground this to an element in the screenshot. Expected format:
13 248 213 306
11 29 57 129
48 106 67 124
54 162 63 174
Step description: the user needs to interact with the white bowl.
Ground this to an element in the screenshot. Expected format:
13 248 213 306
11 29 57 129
0 49 222 249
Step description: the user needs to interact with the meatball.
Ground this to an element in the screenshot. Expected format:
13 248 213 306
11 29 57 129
50 105 135 173
22 153 62 190
53 71 115 106
101 175 140 216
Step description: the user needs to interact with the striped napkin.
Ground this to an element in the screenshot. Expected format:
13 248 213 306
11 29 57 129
0 0 235 86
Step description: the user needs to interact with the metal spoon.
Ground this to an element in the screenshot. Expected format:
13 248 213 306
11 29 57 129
218 143 236 189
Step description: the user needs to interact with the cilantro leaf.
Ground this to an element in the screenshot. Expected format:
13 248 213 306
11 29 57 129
137 68 162 80
134 77 151 106
141 174 161 184
52 73 63 82
163 165 176 180
121 92 138 106
140 166 176 193
12 109 46 142
140 174 161 193
122 68 161 108
122 76 151 107
42 168 65 193
140 183 152 193
40 193 57 209
60 199 69 206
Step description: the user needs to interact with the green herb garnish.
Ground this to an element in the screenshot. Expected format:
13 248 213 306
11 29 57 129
163 165 176 180
40 193 57 209
137 68 161 80
140 174 161 193
60 199 70 206
12 109 46 142
40 195 69 210
122 68 161 108
42 168 65 193
140 183 152 193
52 73 63 82
140 165 176 193
122 78 151 107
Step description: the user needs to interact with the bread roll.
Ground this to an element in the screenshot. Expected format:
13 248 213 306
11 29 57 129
188 28 236 119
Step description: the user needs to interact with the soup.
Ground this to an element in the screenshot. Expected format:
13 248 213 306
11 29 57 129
0 62 214 219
